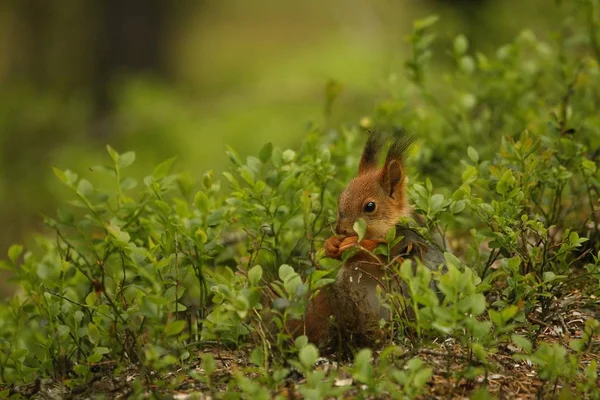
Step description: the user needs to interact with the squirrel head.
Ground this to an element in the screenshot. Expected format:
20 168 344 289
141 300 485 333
335 131 413 239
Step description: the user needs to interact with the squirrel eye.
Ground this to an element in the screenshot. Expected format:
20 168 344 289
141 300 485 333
363 201 376 212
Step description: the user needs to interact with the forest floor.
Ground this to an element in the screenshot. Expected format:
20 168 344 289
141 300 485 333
7 290 600 400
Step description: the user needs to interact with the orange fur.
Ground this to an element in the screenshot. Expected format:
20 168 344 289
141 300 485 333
335 131 413 239
286 290 333 345
290 131 416 349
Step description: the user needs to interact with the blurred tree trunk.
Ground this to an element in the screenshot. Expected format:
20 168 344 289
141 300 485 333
8 0 172 138
0 0 182 262
93 0 168 138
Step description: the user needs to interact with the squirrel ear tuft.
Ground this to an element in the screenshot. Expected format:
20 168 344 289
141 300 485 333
380 160 403 198
384 129 413 166
358 131 384 174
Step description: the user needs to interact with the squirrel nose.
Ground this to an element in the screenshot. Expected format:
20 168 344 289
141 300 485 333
335 221 351 236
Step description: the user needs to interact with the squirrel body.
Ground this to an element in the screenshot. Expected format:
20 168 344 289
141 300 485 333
289 132 445 350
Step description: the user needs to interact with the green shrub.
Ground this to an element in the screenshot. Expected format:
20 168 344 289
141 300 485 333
1 1 600 398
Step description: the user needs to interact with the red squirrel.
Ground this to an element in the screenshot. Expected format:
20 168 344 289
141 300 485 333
288 131 444 350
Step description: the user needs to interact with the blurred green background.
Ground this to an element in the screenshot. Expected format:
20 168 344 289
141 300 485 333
0 0 562 296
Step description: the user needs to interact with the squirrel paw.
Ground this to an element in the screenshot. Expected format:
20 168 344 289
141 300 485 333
324 236 345 259
360 238 385 252
324 236 359 259
324 236 385 259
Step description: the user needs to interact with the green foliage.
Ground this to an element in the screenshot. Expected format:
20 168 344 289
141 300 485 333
1 1 600 398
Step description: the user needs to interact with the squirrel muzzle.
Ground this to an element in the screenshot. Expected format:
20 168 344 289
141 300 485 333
335 216 356 236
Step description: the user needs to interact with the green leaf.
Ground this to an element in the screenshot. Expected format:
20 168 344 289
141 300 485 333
52 167 68 183
272 147 283 167
202 170 214 189
154 200 171 214
85 292 97 306
153 156 177 179
512 334 532 353
164 320 186 336
250 347 265 367
248 265 263 285
121 177 138 190
569 338 584 352
542 271 556 282
413 367 433 387
278 264 295 280
64 170 78 185
222 172 237 186
10 348 29 361
119 151 136 168
500 305 519 324
352 349 373 383
496 170 515 195
299 344 318 369
225 146 242 166
568 231 580 245
8 244 23 264
443 252 462 269
462 166 478 184
77 179 93 196
57 324 70 338
469 293 487 316
450 200 466 214
453 34 468 54
582 159 597 173
282 149 296 163
300 191 312 216
95 347 110 355
467 146 479 163
106 145 119 162
283 274 302 297
194 190 209 214
414 15 439 31
247 156 262 173
90 164 115 176
87 352 103 363
272 297 289 310
460 58 475 75
385 226 397 243
201 354 216 375
294 335 308 349
74 311 84 323
429 194 444 213
88 323 100 344
353 218 367 242
240 166 255 185
258 142 273 163
106 223 130 244
195 228 208 244
354 348 372 367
